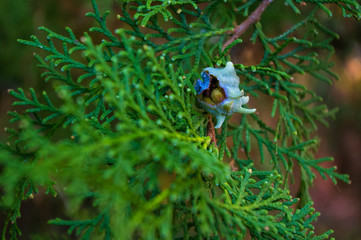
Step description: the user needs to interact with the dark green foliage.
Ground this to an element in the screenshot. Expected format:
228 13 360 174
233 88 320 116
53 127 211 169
1 0 360 239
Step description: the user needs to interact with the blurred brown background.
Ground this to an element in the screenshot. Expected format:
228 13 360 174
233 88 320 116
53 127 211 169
0 1 360 239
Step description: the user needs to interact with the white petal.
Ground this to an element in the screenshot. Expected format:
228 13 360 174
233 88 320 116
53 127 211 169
225 61 235 71
234 106 256 114
214 115 226 129
240 96 249 104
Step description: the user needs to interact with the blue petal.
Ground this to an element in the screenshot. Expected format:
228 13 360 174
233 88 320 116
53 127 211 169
194 71 211 94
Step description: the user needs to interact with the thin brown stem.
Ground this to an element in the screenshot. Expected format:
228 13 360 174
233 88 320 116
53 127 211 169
229 158 238 171
222 0 273 52
207 115 217 147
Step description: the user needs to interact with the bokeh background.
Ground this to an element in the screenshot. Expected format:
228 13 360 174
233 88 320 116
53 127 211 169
1 1 360 239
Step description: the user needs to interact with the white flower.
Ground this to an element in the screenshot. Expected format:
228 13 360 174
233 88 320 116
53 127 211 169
195 62 256 128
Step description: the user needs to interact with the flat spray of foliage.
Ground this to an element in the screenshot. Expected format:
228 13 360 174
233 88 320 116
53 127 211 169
1 0 360 239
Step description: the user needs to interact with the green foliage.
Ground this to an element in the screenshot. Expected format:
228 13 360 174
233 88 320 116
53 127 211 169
1 0 360 239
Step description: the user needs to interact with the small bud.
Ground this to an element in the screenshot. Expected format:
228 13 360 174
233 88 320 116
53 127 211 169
210 88 225 104
80 36 86 43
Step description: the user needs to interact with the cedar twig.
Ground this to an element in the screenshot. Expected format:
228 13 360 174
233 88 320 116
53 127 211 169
222 0 274 51
207 115 217 147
